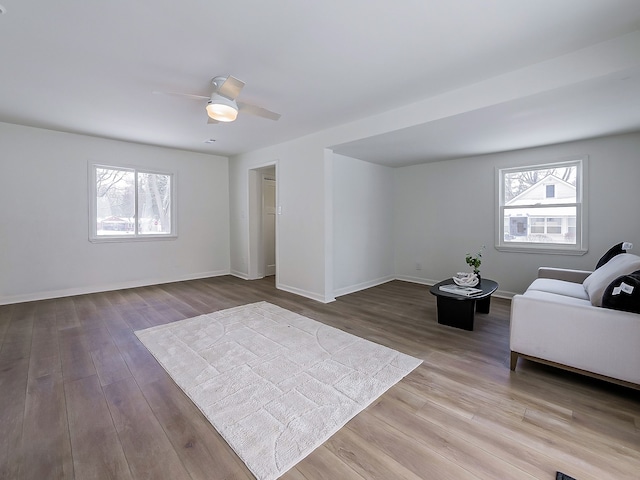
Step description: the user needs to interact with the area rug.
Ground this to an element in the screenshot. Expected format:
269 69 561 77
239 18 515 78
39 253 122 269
135 301 422 480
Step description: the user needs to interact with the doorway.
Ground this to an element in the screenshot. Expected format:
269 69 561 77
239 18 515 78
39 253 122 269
248 164 277 280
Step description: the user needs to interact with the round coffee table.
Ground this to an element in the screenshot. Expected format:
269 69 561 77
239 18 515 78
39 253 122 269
429 278 498 331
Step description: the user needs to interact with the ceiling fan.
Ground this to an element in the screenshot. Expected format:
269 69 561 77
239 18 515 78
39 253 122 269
155 75 281 123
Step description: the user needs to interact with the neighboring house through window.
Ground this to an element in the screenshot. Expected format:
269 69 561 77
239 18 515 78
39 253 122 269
496 157 587 254
89 164 176 241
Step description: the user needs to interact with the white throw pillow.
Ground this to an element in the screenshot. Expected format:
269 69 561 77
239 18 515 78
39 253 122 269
583 253 640 306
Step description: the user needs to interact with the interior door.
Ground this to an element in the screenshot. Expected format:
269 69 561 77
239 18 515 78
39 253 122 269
262 175 276 276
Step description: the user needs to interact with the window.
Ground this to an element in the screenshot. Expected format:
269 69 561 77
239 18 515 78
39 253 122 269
496 157 587 254
90 164 176 241
530 217 562 234
545 184 555 198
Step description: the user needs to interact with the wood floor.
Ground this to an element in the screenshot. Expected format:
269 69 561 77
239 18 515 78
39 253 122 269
1 277 638 480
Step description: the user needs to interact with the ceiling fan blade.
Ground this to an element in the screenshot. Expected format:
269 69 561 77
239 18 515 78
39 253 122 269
152 91 209 101
216 76 245 100
237 101 281 121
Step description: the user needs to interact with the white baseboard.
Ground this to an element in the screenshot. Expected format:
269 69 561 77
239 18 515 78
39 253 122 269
227 274 334 303
230 270 250 280
494 289 517 299
393 274 438 286
1 270 517 307
0 270 230 306
333 275 396 298
277 282 335 304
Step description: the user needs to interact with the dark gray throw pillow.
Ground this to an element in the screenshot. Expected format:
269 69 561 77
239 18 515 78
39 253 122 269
602 270 640 314
596 242 632 269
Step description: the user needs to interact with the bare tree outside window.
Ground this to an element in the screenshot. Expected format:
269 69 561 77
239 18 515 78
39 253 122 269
138 172 171 234
503 166 576 203
92 165 174 239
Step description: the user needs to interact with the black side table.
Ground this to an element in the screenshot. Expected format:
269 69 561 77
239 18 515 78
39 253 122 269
429 278 498 331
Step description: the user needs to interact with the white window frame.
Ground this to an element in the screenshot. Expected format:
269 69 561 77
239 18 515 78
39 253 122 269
89 163 177 242
495 156 587 255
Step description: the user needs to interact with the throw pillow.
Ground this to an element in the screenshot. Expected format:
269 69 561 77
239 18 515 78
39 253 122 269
596 242 633 269
583 253 640 306
602 270 640 314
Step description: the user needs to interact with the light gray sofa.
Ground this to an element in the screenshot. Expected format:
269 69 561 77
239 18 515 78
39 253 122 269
510 253 640 389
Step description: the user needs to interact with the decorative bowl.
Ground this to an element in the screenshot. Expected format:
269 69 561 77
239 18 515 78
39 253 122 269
453 272 479 287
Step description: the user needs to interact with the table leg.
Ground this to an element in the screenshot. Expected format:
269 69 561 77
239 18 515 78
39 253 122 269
476 296 491 314
436 297 475 331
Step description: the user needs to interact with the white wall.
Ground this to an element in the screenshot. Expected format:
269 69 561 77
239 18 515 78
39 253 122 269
227 32 640 303
333 154 395 296
0 122 230 304
3 127 638 306
394 132 640 295
5 34 636 304
229 139 330 302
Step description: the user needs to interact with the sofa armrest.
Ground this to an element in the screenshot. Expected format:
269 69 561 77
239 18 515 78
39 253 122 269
537 267 592 283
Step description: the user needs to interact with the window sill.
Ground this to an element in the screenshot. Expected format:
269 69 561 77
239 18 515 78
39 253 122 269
89 234 178 243
495 244 588 255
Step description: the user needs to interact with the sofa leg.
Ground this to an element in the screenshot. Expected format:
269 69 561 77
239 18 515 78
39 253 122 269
510 351 518 371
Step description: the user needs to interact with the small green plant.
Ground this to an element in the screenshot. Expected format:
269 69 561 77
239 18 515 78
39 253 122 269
465 245 486 274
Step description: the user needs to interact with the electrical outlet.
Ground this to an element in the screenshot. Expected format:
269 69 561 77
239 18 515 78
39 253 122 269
415 262 422 270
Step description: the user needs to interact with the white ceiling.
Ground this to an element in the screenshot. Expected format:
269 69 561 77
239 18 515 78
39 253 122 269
331 65 640 166
1 0 640 166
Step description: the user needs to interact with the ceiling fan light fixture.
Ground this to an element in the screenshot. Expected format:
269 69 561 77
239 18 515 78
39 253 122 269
206 93 238 122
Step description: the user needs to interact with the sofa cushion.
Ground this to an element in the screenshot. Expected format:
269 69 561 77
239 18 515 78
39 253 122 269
602 270 640 314
528 278 590 300
596 242 633 269
522 289 592 307
583 253 640 306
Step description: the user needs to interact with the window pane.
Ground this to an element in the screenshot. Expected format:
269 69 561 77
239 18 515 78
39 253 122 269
546 217 562 234
529 217 544 234
503 165 576 204
567 217 577 239
138 172 172 234
96 167 135 236
503 206 577 244
545 184 555 198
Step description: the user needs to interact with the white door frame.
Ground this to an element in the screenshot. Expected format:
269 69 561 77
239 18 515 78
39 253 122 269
262 174 277 276
247 162 277 280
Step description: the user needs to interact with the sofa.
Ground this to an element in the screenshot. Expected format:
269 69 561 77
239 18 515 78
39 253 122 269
510 248 640 390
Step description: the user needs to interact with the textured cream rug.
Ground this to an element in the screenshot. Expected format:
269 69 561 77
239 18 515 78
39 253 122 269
135 301 422 480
